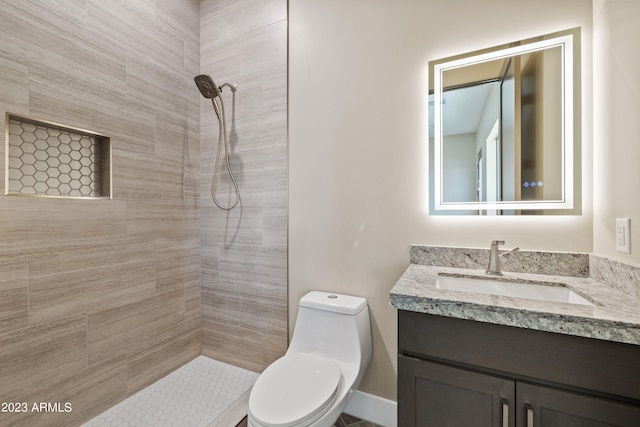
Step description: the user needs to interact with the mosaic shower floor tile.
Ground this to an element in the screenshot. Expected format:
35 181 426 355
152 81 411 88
82 356 258 427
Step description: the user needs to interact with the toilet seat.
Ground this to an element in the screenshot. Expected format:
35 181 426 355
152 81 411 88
249 353 342 427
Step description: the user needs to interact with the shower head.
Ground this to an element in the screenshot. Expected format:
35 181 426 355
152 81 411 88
194 74 220 99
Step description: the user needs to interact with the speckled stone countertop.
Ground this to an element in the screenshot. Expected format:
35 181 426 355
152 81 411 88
390 246 640 346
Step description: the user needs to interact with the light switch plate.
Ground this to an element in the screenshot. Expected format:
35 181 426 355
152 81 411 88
616 218 631 254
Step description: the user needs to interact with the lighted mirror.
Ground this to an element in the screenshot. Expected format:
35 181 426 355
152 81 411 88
429 28 580 215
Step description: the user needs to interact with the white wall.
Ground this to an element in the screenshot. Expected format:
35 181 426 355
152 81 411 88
289 0 593 401
593 0 640 265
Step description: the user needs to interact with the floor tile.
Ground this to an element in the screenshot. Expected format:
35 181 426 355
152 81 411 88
82 356 258 427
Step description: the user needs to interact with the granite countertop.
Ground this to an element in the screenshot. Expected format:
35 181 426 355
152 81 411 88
390 263 640 346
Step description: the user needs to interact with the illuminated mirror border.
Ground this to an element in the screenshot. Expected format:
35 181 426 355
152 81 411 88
432 32 575 212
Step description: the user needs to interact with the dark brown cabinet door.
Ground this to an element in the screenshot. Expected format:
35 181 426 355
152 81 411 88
517 382 640 427
399 355 515 427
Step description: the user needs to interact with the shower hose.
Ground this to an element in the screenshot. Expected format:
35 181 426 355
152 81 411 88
209 94 240 210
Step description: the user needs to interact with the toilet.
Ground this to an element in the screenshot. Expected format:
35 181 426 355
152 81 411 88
248 291 372 427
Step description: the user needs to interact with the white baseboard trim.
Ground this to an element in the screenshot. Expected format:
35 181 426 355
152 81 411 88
343 390 397 427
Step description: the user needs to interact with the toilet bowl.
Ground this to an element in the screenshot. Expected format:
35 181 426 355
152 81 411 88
248 291 372 427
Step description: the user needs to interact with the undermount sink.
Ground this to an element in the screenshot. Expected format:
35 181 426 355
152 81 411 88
435 275 594 306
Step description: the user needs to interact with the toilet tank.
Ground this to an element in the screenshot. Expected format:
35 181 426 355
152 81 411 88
289 292 372 373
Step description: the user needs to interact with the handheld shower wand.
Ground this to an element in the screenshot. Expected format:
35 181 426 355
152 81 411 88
195 75 237 99
194 74 240 210
194 74 221 99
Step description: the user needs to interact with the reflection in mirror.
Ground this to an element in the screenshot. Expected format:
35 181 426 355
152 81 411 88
429 28 580 215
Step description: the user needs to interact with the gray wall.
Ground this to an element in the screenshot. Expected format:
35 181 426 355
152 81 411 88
199 0 289 372
0 1 201 425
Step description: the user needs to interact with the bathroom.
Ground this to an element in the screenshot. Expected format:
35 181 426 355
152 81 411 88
0 0 638 426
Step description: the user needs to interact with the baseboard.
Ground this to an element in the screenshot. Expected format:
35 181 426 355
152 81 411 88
343 390 397 427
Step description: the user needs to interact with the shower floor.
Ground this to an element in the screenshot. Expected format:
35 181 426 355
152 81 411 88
82 356 258 427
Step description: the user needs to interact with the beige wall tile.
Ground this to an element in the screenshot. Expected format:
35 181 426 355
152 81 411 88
0 57 29 115
158 0 200 43
234 167 288 209
240 293 287 332
263 206 288 246
156 245 201 293
0 262 29 334
0 0 289 422
219 244 287 300
200 0 286 45
0 197 127 222
185 286 202 330
262 328 288 367
201 318 264 373
155 110 200 163
201 288 241 324
86 0 185 77
201 21 287 80
0 217 128 264
87 290 186 366
0 315 86 401
113 152 186 202
0 2 126 86
126 56 190 118
0 0 201 422
126 327 200 394
126 201 200 236
201 247 221 290
27 66 158 169
200 205 264 247
1 355 127 427
29 251 156 324
200 0 288 372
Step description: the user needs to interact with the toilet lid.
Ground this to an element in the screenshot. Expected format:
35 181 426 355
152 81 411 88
249 353 342 427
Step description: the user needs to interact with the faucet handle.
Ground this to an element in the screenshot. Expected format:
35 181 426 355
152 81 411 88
491 240 505 247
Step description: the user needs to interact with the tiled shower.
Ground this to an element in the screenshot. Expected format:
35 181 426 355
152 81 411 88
0 0 287 426
199 0 289 373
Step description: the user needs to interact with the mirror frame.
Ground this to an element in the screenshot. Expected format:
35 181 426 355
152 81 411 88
432 30 577 212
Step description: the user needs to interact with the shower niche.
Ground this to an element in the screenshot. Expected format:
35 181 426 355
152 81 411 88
5 114 111 199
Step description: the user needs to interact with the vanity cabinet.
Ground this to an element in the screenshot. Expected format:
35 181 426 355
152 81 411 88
398 310 640 426
399 355 514 426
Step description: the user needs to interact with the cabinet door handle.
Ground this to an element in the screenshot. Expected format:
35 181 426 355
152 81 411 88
526 404 534 427
501 399 509 427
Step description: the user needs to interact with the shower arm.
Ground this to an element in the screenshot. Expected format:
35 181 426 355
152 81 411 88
219 82 237 93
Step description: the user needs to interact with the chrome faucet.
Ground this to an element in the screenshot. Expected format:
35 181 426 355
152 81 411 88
486 240 519 275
